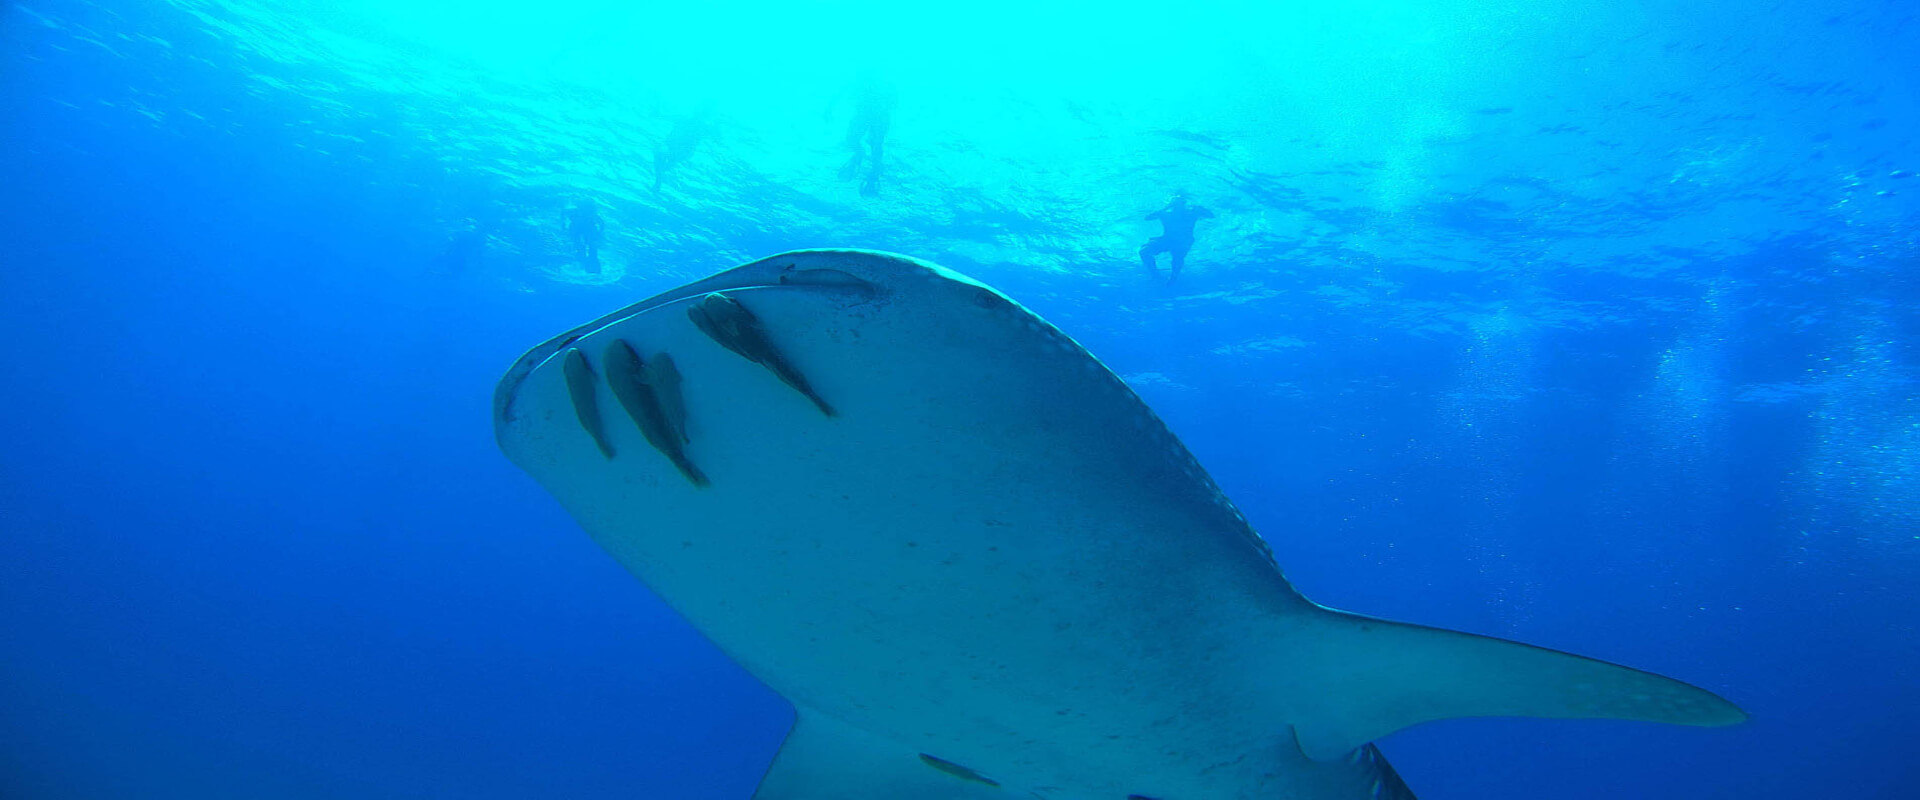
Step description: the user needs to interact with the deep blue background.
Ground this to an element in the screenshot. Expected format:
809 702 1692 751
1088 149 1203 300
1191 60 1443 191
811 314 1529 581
4 1 1917 798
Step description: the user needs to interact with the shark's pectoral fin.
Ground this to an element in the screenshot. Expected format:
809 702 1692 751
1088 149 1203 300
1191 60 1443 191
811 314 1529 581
754 707 1014 800
1288 608 1748 761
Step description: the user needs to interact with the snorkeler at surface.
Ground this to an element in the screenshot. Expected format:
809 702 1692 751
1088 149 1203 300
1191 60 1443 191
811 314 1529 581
566 200 605 272
1140 193 1214 283
831 70 897 197
435 219 488 276
653 112 712 194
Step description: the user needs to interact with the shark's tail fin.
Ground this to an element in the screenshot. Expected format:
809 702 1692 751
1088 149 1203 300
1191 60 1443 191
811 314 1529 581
1311 740 1417 800
1284 607 1747 762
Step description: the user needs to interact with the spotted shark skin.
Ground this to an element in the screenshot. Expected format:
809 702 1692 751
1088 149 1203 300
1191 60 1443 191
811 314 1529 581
494 250 1744 800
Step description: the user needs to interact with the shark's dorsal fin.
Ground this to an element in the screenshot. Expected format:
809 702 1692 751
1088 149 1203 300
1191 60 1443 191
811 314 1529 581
753 708 1014 800
1286 608 1748 761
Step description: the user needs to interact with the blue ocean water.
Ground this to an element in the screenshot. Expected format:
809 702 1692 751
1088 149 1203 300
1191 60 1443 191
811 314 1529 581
2 0 1915 798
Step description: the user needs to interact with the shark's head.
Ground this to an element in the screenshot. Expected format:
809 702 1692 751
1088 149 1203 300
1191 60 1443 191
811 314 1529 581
492 249 1061 463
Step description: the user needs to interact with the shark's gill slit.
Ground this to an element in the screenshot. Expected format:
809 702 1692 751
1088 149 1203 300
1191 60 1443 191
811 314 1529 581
602 339 707 488
917 753 1001 786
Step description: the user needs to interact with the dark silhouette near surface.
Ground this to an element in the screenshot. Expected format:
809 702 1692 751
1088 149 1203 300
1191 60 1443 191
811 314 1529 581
654 112 712 193
1140 193 1214 282
830 71 896 197
434 219 488 276
567 201 605 273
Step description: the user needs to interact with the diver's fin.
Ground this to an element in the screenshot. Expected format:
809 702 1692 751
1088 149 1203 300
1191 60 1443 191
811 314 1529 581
753 707 1012 800
1288 608 1747 761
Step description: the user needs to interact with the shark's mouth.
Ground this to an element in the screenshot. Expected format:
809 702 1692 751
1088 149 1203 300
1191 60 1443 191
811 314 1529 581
493 251 888 449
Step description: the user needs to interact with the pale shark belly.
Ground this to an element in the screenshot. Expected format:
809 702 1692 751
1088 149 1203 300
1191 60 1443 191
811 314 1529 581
503 255 1304 795
496 250 1744 800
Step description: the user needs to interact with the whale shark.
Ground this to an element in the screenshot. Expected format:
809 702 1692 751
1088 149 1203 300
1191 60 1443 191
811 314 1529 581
494 249 1744 799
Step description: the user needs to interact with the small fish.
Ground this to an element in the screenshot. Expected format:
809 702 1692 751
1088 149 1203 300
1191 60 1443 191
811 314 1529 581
603 339 708 488
918 753 1001 787
688 292 836 417
641 351 689 445
561 348 613 458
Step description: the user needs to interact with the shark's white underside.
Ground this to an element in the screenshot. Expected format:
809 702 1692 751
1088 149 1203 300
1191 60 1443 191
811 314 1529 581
495 250 1743 800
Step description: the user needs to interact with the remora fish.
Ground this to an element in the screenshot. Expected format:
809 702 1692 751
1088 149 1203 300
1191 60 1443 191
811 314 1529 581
494 249 1743 800
688 292 837 417
561 348 614 458
602 339 707 488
